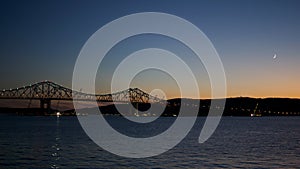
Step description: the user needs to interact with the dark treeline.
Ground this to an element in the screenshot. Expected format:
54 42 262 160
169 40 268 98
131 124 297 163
86 97 300 116
166 97 300 116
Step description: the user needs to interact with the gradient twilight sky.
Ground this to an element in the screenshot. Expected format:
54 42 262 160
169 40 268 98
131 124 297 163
0 0 299 98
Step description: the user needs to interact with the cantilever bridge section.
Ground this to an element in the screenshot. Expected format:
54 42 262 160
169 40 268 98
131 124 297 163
0 81 162 113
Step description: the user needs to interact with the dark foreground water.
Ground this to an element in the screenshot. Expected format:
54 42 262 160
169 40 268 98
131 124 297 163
0 115 299 169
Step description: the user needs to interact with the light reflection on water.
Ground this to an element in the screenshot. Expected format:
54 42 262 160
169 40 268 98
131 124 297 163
50 116 61 169
0 115 299 168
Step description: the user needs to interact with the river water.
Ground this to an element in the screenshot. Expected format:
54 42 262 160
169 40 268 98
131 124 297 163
0 115 299 168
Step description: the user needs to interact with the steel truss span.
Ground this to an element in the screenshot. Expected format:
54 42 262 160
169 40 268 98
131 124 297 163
0 81 162 103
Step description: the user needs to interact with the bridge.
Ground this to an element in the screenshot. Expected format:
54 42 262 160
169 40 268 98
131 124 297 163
0 81 162 114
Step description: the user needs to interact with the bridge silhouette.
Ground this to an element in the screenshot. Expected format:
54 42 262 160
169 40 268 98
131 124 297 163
0 81 162 114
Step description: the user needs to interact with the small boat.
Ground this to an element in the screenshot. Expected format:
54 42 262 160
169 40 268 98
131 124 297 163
251 103 262 117
250 113 261 117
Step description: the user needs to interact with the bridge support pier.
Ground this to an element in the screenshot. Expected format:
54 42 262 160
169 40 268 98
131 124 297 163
40 99 51 115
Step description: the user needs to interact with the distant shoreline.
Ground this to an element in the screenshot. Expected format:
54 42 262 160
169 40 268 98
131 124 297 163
1 97 300 117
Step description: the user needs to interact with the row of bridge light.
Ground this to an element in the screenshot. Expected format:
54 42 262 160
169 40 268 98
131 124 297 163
2 86 27 92
1 80 55 92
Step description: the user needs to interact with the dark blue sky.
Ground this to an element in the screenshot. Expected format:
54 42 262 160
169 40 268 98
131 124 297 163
1 0 299 98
